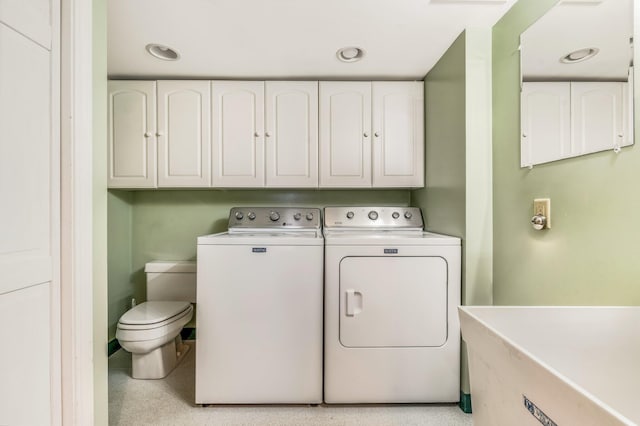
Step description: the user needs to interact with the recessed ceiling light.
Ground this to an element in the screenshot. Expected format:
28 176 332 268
336 47 365 63
560 48 599 64
145 44 180 61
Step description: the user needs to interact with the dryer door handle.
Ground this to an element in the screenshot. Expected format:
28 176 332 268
345 289 363 317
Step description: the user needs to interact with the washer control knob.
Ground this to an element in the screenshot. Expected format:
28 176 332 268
234 211 244 220
293 213 302 221
346 211 355 219
306 212 314 221
392 211 400 219
269 211 280 222
404 211 413 219
368 211 379 220
247 212 256 220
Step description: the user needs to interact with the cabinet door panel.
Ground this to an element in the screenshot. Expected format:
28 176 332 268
212 81 264 187
520 82 571 167
108 81 156 188
571 82 624 155
319 82 371 187
265 81 318 187
157 81 211 187
372 82 423 187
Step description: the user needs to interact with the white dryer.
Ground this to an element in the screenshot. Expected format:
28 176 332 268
323 206 461 403
196 207 323 404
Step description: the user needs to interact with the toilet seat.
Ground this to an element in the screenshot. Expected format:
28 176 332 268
116 301 193 346
118 301 192 330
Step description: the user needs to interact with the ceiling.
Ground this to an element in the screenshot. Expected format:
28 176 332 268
521 0 632 81
107 0 518 80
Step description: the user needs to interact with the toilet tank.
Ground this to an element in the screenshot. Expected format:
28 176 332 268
145 261 196 303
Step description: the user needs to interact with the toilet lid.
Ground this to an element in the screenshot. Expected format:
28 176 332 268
119 301 191 326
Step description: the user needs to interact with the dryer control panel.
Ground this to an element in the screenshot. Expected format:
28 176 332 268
324 207 423 229
228 207 321 230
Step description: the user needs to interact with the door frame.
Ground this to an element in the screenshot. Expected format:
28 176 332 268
60 0 96 423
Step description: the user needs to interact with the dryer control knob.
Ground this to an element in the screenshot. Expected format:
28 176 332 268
269 211 280 221
404 211 413 219
368 211 379 220
248 212 256 220
346 211 355 219
235 211 244 220
306 212 314 221
392 212 400 219
293 213 302 221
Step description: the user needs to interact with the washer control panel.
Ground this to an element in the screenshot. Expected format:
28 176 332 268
324 207 423 229
228 207 321 229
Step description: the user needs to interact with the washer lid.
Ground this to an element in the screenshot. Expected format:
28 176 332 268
118 301 191 326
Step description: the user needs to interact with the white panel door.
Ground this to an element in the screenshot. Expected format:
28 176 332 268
520 82 571 167
372 82 424 187
157 81 211 187
265 81 318 187
212 81 265 187
0 14 61 426
571 82 625 155
108 81 157 188
319 82 372 187
339 256 448 347
0 0 52 49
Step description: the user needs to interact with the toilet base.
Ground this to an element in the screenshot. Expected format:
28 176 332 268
131 335 190 379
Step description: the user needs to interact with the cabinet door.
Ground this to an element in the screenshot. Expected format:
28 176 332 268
157 81 211 187
265 81 318 187
319 82 372 187
212 81 265 187
520 82 571 167
571 82 625 155
371 82 424 187
108 81 157 188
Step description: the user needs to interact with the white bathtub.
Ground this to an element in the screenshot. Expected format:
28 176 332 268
459 306 640 426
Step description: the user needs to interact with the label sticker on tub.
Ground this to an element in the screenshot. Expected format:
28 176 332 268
524 395 558 426
252 247 267 253
384 248 398 254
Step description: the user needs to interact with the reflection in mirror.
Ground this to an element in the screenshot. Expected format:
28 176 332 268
519 0 633 168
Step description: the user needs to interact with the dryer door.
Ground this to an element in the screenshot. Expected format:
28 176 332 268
339 256 447 347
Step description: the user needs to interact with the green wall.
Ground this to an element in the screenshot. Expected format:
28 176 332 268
107 191 133 339
492 0 640 305
412 26 493 396
107 189 410 339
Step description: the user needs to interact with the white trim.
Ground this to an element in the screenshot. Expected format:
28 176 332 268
60 0 94 424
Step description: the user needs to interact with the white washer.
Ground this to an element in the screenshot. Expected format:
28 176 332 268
323 206 461 404
196 207 323 404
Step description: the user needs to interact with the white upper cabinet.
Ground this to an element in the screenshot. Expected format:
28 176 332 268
109 79 424 188
157 81 211 187
211 81 265 187
319 82 372 187
108 81 157 188
521 82 571 167
372 82 424 187
319 81 424 188
265 81 318 187
571 82 627 154
521 81 632 167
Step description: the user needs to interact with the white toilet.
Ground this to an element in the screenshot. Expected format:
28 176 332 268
116 260 196 379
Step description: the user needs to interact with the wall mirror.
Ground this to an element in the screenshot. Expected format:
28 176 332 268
519 0 633 168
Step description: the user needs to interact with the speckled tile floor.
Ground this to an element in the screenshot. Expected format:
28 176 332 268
108 342 473 426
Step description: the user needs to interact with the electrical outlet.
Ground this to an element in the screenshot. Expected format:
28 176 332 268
533 198 551 229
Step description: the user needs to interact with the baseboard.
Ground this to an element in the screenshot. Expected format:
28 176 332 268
108 338 121 357
108 327 196 357
181 327 196 340
459 391 472 413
